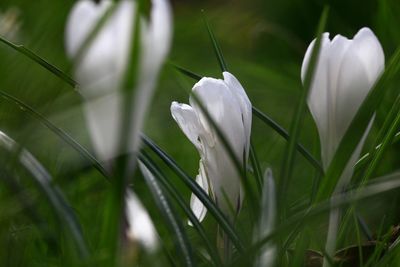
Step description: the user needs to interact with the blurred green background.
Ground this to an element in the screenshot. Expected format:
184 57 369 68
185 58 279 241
0 0 400 265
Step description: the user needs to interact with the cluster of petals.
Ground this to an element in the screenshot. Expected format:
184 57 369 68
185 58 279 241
65 0 172 251
171 72 252 221
65 0 172 161
302 27 384 172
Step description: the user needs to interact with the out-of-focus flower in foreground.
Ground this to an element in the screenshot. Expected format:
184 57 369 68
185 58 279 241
0 7 22 41
170 72 252 222
65 0 172 161
302 27 384 174
254 169 276 267
125 190 158 252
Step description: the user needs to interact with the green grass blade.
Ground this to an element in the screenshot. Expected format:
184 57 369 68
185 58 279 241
352 212 365 267
359 94 400 185
0 89 109 178
355 131 400 171
374 95 400 146
288 230 310 267
356 212 373 241
249 141 263 194
139 152 222 267
0 168 59 248
100 3 142 264
364 218 389 266
278 7 329 215
315 45 400 202
118 0 142 150
202 12 227 72
237 170 400 266
139 160 196 267
0 131 90 259
172 63 202 81
0 36 77 87
171 63 203 81
141 135 245 253
252 106 323 174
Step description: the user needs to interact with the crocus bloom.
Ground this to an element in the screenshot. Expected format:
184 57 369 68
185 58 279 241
302 27 384 175
170 72 252 221
302 27 384 266
254 169 276 267
125 190 158 251
65 0 172 161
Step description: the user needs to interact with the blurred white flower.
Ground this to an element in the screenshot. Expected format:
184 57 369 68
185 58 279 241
125 190 158 252
0 7 22 42
65 0 172 161
302 27 384 173
254 169 276 267
170 72 252 222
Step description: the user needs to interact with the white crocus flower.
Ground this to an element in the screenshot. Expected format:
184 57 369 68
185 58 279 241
170 72 252 222
125 190 158 252
254 169 276 267
65 0 172 161
302 27 384 267
302 27 384 174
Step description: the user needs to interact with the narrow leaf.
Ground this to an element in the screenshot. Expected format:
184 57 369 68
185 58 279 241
141 134 245 252
359 94 400 185
202 11 228 72
0 89 109 178
279 7 329 215
139 160 196 267
0 36 77 87
139 152 222 267
0 131 89 259
354 131 400 171
249 141 263 193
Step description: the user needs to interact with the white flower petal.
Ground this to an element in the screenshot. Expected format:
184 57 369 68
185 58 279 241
189 76 248 218
301 32 331 82
140 0 172 81
171 73 251 221
334 44 374 147
302 33 332 167
66 0 172 161
125 189 158 252
65 0 113 58
352 27 385 83
303 28 384 168
147 0 172 66
190 77 246 160
189 162 209 225
83 92 121 161
170 102 204 151
205 140 243 218
222 72 252 158
321 35 352 167
125 0 172 155
66 0 135 98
